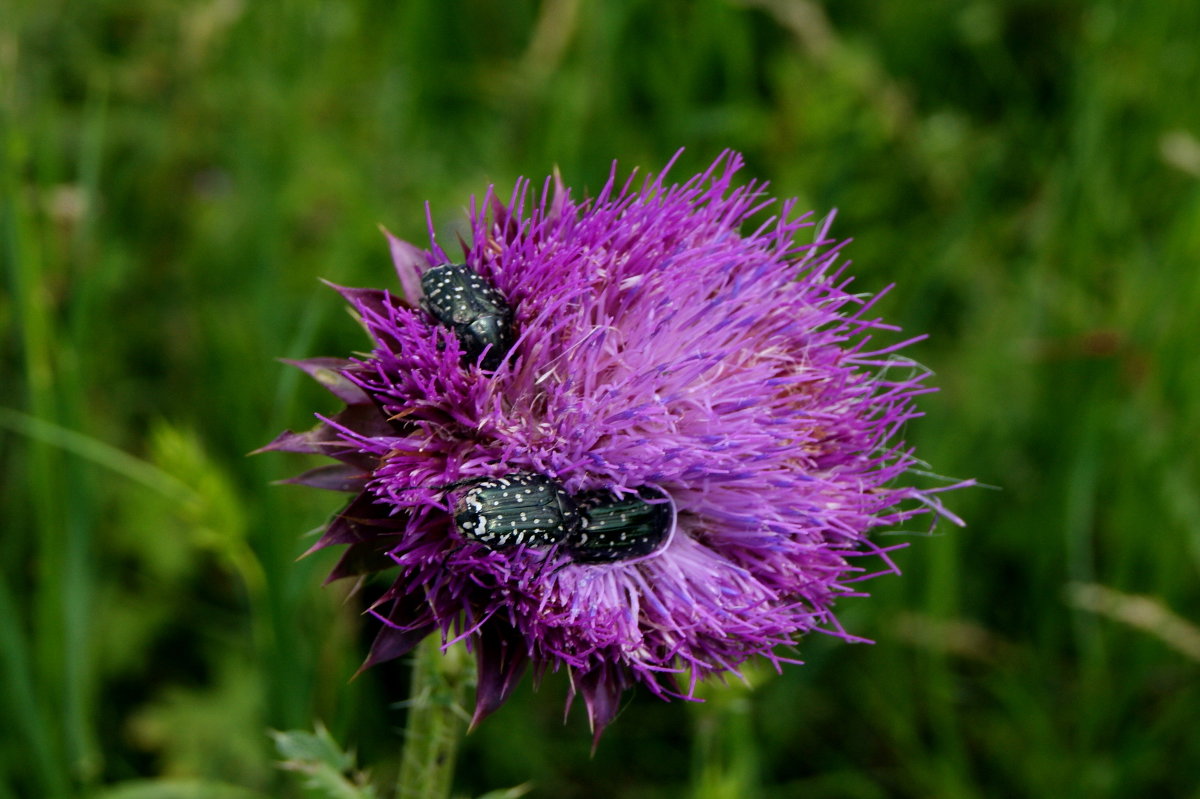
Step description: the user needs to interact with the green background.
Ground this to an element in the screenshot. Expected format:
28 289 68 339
4 1 1199 796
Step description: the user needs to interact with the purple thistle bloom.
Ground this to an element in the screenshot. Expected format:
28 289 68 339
265 152 964 737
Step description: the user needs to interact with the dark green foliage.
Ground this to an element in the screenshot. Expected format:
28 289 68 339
3 1 1199 796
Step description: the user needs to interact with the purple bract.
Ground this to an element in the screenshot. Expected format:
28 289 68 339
264 151 963 738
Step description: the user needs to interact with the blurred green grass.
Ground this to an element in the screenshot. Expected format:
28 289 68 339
3 0 1199 797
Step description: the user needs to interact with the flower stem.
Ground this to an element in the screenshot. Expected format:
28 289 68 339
689 681 760 799
396 636 473 799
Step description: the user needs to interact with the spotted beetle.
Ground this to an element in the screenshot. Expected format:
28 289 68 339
452 473 581 550
566 487 672 563
420 263 514 370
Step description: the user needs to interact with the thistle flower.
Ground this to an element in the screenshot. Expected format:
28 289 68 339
265 152 962 736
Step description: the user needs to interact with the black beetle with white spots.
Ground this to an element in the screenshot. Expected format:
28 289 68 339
453 473 581 549
420 263 514 371
568 488 671 563
452 473 671 564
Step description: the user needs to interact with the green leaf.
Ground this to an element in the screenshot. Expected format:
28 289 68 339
271 725 378 799
270 726 353 773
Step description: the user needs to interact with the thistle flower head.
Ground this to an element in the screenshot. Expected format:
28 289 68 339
265 152 963 737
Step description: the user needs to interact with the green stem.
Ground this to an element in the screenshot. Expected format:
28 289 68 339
690 682 760 799
396 636 473 799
